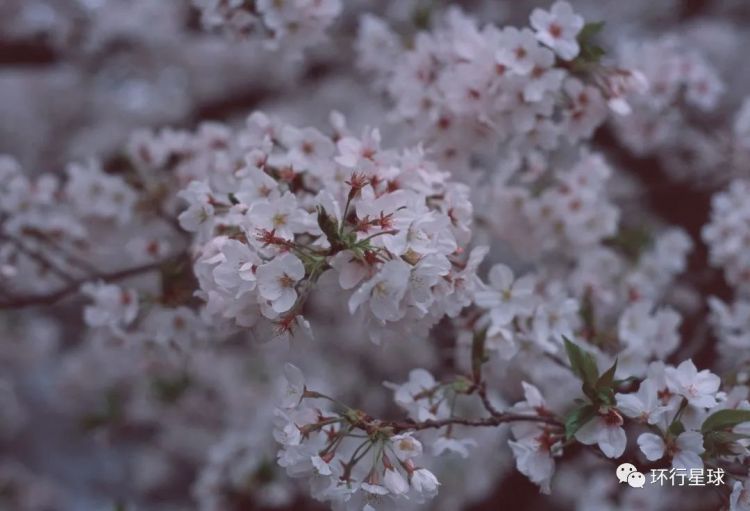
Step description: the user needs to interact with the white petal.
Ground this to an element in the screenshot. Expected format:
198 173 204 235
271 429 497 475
272 289 297 313
488 264 514 289
676 431 705 455
673 450 703 471
574 417 602 446
637 433 666 461
600 425 627 458
616 393 645 419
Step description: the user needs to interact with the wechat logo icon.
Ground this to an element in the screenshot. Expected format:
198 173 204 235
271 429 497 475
616 462 646 488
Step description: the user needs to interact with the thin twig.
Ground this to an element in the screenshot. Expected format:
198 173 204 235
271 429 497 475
26 231 101 274
477 383 503 417
0 256 180 310
381 413 562 434
0 234 77 284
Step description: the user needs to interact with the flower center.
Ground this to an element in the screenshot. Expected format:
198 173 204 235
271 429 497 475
273 213 288 228
687 384 699 397
399 439 413 451
604 408 624 427
374 282 388 296
279 274 296 288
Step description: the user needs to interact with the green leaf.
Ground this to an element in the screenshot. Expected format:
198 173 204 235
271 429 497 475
251 459 276 486
80 388 123 431
316 206 344 252
575 21 607 65
451 377 473 394
471 328 488 383
706 430 750 443
591 359 617 406
588 45 605 59
577 21 605 42
596 359 618 390
563 337 599 389
701 409 750 434
579 291 596 337
595 387 615 407
703 430 750 457
564 404 596 440
151 373 191 404
412 3 432 30
317 206 339 239
668 420 685 437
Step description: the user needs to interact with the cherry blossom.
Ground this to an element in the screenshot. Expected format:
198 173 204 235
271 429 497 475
256 253 306 314
615 378 668 426
475 264 536 328
509 436 557 494
637 431 705 470
731 478 750 511
665 360 721 409
530 2 585 61
574 409 627 458
81 282 139 330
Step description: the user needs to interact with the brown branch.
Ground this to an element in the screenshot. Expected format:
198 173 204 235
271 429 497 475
0 257 179 310
24 230 101 275
477 383 503 418
382 413 562 434
0 234 79 285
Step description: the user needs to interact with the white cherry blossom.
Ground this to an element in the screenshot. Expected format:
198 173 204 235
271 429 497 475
665 360 721 409
637 431 705 470
81 282 139 329
574 410 627 458
530 1 584 61
256 253 305 314
475 264 536 327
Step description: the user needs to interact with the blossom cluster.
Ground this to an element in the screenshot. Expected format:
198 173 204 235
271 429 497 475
704 179 750 294
357 3 645 172
193 0 342 50
4 1 750 511
609 34 727 182
273 364 441 509
148 111 482 343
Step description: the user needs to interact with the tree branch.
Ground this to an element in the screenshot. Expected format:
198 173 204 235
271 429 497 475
0 234 79 285
0 257 180 310
380 413 562 434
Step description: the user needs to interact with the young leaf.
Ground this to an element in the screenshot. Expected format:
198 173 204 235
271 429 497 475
701 409 750 434
703 430 750 457
564 404 596 440
596 359 618 390
595 387 615 407
563 337 599 389
471 327 488 383
668 420 685 438
575 21 606 65
316 206 343 252
151 373 191 404
577 21 605 42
